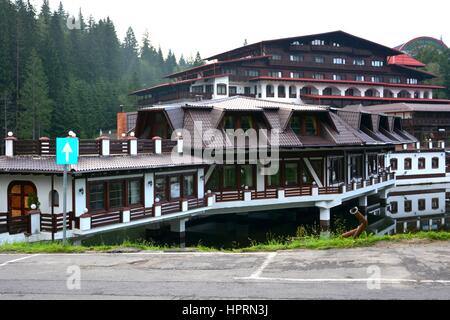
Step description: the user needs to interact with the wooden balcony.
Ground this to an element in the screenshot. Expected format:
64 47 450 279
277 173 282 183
138 92 213 106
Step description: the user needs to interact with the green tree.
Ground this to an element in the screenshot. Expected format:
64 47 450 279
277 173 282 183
18 49 53 139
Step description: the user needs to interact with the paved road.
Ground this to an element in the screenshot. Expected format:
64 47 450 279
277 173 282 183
0 241 449 299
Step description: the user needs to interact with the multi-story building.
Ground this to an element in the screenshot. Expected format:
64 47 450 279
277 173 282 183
131 31 450 109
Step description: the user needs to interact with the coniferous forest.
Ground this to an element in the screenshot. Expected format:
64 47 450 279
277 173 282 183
0 0 203 139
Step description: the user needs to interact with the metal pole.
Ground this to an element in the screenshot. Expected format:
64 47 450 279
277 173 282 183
63 164 68 245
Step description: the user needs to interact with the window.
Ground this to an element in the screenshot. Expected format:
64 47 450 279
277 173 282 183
147 112 170 139
244 87 251 95
333 74 344 81
418 199 426 211
289 86 297 98
155 177 167 202
350 155 363 180
389 77 401 84
205 85 214 94
312 73 324 80
407 78 418 85
285 163 299 186
353 59 365 66
333 58 346 65
268 71 282 78
329 157 345 185
314 56 325 64
240 165 254 188
404 200 412 212
355 75 365 81
89 183 105 211
371 76 382 83
290 55 303 62
390 201 398 214
267 168 281 188
311 39 324 46
192 86 204 93
290 115 319 136
432 157 439 169
128 180 142 206
368 154 378 175
271 54 282 60
266 85 274 97
223 114 255 131
371 60 384 67
290 72 303 78
404 158 412 170
223 68 236 75
390 158 398 170
229 86 237 96
245 69 259 77
183 175 195 197
332 42 341 47
418 157 426 170
170 176 181 199
223 166 237 189
432 198 439 209
109 181 124 209
217 84 227 95
50 190 59 207
278 85 286 98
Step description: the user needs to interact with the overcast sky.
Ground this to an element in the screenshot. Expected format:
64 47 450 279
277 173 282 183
32 0 449 60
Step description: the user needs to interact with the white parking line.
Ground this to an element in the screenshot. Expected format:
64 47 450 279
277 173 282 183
248 252 277 279
0 254 40 267
236 276 450 284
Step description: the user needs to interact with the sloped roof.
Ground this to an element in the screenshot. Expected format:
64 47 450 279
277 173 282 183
387 54 426 67
358 103 450 113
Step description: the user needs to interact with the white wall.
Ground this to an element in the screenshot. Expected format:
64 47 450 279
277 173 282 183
197 168 205 199
0 175 73 214
387 192 446 218
387 151 445 177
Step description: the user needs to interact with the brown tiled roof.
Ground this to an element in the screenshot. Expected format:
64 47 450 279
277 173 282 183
359 103 450 113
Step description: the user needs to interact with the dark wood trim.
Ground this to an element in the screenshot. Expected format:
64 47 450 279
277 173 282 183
396 173 446 180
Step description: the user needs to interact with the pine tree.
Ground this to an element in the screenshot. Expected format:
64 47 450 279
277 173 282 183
18 49 53 139
193 51 204 67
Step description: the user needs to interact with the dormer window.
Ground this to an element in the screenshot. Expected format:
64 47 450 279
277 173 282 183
223 114 255 131
290 114 319 136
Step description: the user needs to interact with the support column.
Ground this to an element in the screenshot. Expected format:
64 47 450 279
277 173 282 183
378 189 389 216
320 207 331 237
170 219 188 248
359 196 368 215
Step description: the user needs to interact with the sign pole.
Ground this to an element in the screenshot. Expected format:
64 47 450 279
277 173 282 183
63 164 68 245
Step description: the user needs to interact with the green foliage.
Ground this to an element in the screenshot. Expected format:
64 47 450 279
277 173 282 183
26 192 40 209
0 0 202 139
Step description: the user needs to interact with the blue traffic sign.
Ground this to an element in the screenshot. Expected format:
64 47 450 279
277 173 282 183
56 138 79 165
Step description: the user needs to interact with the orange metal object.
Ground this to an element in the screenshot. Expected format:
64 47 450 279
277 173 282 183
342 207 368 238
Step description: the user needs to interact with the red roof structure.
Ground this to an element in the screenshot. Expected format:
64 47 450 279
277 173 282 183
387 54 426 67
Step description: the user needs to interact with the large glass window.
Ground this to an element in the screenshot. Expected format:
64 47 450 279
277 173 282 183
305 116 319 136
350 155 363 180
155 177 167 202
285 163 299 186
291 116 302 135
128 180 142 206
223 166 237 189
217 84 227 95
109 181 124 209
170 176 181 199
329 157 345 185
240 115 254 131
267 169 281 188
184 175 195 197
89 183 105 211
240 165 254 188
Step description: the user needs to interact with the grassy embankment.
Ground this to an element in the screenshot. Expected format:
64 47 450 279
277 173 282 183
0 231 448 253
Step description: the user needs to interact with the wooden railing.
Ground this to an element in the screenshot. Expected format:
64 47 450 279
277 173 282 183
130 207 153 221
14 140 39 155
187 198 206 210
79 140 100 155
138 92 213 106
137 139 155 154
161 201 182 215
215 190 244 202
8 215 30 235
161 140 177 153
0 213 7 234
284 186 312 197
41 213 73 233
90 211 122 229
251 189 278 200
319 186 341 195
110 140 129 155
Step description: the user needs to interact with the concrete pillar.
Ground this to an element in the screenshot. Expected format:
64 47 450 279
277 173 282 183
170 218 188 248
277 188 285 199
79 213 92 231
97 136 110 156
177 135 184 154
319 207 331 233
197 168 205 199
256 164 265 192
144 173 154 208
4 135 16 157
28 210 41 235
128 136 137 156
359 196 368 215
153 137 162 154
122 208 131 223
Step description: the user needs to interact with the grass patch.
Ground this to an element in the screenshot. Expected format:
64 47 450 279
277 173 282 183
0 232 448 254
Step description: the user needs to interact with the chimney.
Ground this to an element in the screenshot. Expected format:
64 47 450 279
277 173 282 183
117 111 127 139
4 132 16 157
97 136 110 156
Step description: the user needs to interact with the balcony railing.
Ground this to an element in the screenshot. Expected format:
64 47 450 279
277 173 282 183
138 92 213 106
